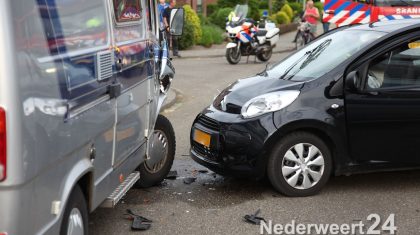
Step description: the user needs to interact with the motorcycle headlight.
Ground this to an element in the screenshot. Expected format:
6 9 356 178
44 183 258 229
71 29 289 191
241 90 300 119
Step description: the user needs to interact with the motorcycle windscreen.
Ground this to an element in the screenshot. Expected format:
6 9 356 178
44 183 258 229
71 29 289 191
234 4 249 19
323 0 371 26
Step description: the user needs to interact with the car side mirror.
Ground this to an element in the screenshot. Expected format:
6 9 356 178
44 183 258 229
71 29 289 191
345 71 360 92
170 8 184 36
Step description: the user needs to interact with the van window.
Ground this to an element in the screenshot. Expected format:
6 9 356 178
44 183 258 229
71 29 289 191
367 40 420 89
46 0 109 55
113 0 142 22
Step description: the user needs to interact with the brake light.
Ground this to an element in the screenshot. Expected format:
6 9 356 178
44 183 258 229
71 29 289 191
0 232 8 235
0 108 6 182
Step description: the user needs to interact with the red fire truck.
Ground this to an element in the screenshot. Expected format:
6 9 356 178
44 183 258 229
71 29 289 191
323 0 420 26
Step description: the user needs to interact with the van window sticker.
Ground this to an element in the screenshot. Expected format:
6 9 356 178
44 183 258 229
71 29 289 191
113 0 142 22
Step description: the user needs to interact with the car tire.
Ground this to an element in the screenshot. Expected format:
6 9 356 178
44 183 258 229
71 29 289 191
136 115 176 188
267 132 332 197
257 46 273 62
60 185 88 235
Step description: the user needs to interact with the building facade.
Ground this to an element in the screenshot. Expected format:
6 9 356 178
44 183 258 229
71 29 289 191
177 0 217 16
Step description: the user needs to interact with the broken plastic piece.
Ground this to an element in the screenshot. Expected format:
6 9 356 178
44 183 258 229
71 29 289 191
166 170 178 180
125 209 153 231
132 217 151 231
183 177 197 185
244 209 266 225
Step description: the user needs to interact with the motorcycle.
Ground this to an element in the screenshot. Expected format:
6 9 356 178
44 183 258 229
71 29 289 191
225 5 280 65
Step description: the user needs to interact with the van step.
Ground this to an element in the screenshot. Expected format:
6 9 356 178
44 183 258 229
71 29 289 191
101 171 140 208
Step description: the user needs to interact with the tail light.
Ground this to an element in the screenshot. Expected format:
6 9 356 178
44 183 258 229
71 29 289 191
0 108 6 182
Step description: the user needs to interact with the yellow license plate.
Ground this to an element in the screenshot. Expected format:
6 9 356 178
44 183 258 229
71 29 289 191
193 129 211 148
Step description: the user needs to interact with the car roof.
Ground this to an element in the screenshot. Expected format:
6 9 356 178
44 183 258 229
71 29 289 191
345 19 420 33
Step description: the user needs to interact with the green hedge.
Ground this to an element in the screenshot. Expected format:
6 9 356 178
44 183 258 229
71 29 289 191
179 5 202 50
270 11 291 24
289 2 303 17
281 4 294 19
199 24 224 47
209 7 233 29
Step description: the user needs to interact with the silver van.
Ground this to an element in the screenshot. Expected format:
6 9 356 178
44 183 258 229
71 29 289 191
0 0 184 234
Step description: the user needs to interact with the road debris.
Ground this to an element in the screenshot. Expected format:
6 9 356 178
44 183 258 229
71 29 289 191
166 170 178 180
244 209 266 225
183 177 197 185
125 209 153 231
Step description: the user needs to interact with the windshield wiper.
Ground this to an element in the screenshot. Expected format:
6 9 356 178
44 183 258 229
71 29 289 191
257 63 270 77
279 39 332 81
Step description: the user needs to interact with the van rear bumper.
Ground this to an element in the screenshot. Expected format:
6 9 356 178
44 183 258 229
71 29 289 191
0 185 31 235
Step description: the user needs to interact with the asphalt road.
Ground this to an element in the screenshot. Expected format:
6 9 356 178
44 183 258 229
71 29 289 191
90 54 420 235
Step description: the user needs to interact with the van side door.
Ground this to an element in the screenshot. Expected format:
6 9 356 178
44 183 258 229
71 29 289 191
111 0 151 167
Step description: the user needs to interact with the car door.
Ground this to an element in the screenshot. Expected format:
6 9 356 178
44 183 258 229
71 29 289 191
345 34 420 164
111 0 151 167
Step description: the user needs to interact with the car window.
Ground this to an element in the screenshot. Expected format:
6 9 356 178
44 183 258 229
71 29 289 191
113 0 142 23
268 29 385 82
366 40 420 89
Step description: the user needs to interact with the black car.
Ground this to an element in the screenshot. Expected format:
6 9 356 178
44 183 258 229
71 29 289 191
190 19 420 197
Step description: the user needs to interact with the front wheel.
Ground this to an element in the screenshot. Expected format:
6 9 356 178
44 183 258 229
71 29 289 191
257 46 273 62
60 185 88 235
136 115 176 188
226 47 241 64
295 32 305 50
267 132 332 197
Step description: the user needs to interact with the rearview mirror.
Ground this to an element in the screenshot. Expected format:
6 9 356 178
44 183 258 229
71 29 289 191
170 8 184 36
345 71 360 91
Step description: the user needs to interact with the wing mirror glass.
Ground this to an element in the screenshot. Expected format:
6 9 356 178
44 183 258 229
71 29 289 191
170 8 184 36
345 71 361 92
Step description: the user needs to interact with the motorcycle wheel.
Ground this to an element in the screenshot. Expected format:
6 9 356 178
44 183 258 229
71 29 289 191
257 46 273 62
296 32 305 50
226 47 241 64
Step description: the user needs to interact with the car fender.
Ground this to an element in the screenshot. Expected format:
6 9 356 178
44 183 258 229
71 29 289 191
261 118 350 176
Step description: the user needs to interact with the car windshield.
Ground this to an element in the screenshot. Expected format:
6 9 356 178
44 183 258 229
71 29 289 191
267 30 386 82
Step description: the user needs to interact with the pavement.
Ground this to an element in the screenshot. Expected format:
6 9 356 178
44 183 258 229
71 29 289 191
90 51 420 234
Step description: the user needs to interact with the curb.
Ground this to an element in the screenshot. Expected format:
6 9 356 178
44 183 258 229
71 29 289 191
178 47 296 60
161 88 183 111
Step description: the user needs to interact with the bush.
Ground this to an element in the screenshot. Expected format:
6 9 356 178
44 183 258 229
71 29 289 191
289 2 303 17
273 0 286 13
281 4 294 19
248 0 261 21
271 11 291 25
206 4 219 16
179 5 202 50
198 14 210 25
199 24 224 47
209 7 233 29
259 0 269 9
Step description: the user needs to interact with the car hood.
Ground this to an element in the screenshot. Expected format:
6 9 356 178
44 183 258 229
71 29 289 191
213 74 304 114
